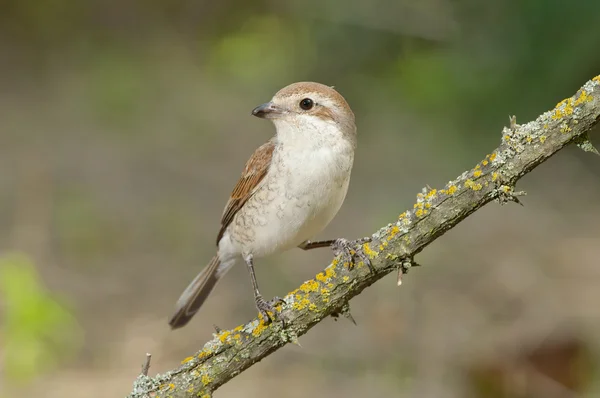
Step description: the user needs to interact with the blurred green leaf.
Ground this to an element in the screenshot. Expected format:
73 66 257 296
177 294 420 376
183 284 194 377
392 50 458 110
0 253 82 385
207 15 315 84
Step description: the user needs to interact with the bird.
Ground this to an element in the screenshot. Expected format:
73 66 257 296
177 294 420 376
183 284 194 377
168 81 371 330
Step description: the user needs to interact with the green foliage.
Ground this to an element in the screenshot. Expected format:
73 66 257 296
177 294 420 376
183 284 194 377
84 46 154 128
0 253 82 385
207 15 315 85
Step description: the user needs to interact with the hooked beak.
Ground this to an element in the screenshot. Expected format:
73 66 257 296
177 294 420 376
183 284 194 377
251 102 283 119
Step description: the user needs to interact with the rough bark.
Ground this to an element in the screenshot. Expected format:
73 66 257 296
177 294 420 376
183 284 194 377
127 75 600 398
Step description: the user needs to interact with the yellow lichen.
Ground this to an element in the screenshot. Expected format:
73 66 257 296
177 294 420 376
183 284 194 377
181 356 194 364
560 124 572 133
489 153 497 162
233 325 244 332
540 135 547 143
425 189 437 199
169 383 176 390
362 243 378 259
252 319 269 337
198 349 211 360
342 276 350 282
201 373 213 386
217 330 231 343
492 172 499 181
293 297 311 311
425 203 431 209
473 170 482 178
555 98 568 109
593 75 600 83
308 303 318 311
415 209 424 217
464 179 482 191
543 123 548 129
482 160 488 166
574 89 593 105
316 266 337 283
447 185 457 195
387 225 400 240
299 279 319 293
552 97 575 120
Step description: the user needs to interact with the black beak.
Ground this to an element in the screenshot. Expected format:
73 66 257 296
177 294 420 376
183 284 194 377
251 102 281 118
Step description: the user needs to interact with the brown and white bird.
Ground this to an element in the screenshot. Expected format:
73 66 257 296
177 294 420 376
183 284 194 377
168 82 369 329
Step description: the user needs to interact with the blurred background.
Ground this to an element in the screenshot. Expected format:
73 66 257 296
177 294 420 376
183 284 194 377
1 0 600 397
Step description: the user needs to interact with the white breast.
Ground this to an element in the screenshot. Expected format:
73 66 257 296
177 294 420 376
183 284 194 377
228 120 355 259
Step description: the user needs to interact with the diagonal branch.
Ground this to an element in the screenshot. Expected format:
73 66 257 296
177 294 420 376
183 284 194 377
127 75 600 398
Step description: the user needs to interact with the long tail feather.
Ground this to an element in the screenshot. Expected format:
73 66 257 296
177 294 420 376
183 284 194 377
169 256 222 329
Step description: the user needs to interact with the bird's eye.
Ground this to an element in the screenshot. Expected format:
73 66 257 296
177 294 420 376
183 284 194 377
299 98 314 110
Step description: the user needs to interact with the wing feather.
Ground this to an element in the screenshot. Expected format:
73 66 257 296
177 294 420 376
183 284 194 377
216 139 275 244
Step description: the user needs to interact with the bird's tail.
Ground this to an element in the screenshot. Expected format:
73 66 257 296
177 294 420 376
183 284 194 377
168 255 229 329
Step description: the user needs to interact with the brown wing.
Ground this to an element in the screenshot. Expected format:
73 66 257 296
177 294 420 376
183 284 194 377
216 139 275 245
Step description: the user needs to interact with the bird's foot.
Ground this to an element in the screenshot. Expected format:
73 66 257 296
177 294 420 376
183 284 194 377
332 237 374 272
255 295 285 326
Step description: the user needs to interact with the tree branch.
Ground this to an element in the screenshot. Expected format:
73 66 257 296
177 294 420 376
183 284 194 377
127 75 600 398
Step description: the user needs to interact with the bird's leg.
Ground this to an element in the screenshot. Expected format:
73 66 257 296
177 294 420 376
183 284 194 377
299 237 374 272
244 254 283 324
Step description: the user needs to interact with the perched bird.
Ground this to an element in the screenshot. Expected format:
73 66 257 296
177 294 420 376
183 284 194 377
168 82 370 329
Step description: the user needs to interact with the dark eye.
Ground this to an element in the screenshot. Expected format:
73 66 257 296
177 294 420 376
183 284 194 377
299 98 314 110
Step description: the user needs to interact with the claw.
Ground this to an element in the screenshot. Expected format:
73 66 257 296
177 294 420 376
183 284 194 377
332 237 374 273
268 296 286 308
256 295 285 326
